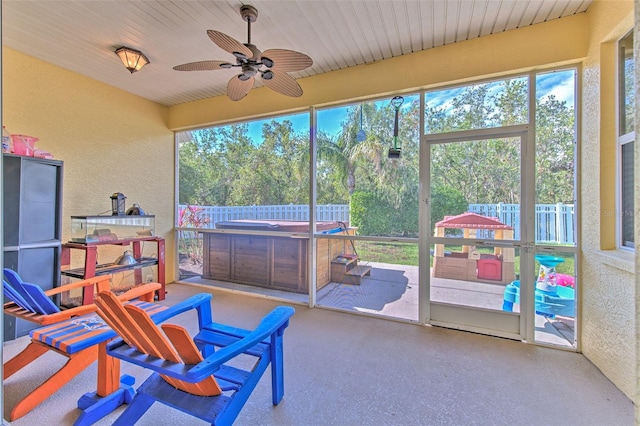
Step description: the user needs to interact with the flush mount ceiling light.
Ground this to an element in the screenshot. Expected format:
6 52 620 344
115 46 150 73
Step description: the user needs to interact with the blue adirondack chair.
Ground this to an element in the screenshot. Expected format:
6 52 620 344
94 290 295 425
2 268 162 422
4 268 62 315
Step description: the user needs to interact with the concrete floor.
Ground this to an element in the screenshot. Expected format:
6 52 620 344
3 283 632 425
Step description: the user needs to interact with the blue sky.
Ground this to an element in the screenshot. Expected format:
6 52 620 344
535 69 576 107
425 70 575 112
245 69 575 142
246 96 417 140
246 112 309 141
243 104 361 140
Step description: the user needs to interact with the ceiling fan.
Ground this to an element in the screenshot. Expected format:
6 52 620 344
173 5 313 101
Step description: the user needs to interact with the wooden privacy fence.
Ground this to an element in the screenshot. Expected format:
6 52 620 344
178 202 575 244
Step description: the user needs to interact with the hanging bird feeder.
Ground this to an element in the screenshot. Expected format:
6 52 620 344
388 95 404 159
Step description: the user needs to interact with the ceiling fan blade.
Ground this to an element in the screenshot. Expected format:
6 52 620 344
173 60 232 71
227 75 254 101
207 30 252 58
262 70 303 98
261 49 313 72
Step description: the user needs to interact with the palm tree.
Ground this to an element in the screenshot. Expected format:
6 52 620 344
316 103 387 196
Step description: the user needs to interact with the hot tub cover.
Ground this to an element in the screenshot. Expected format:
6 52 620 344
215 220 341 232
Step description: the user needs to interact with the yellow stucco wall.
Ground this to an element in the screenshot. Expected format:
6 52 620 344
579 0 636 400
2 48 176 284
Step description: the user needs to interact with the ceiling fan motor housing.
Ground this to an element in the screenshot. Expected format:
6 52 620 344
243 43 262 62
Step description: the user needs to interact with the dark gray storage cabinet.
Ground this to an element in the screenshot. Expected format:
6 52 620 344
3 154 63 340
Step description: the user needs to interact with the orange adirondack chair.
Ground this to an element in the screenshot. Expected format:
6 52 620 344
94 290 295 425
3 269 161 422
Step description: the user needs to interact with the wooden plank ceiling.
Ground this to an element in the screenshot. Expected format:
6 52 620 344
2 0 591 106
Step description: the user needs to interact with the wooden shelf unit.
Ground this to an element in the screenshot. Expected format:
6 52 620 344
61 236 166 303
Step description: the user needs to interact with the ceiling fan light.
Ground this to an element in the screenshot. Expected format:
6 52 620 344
241 65 257 78
115 46 150 73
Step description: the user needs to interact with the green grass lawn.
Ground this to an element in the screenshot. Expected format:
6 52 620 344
355 241 419 266
353 241 575 277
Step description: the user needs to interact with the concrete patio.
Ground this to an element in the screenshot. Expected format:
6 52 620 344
182 261 576 348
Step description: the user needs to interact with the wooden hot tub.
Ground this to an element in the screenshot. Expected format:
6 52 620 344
202 220 355 293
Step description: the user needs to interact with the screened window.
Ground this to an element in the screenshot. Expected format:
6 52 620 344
424 77 528 134
177 112 310 209
316 95 420 237
175 112 311 280
618 30 634 249
535 69 576 246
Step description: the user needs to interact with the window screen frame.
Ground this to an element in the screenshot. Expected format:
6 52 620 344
617 29 635 250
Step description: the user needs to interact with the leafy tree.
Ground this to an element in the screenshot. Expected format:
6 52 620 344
535 95 575 203
178 128 233 205
317 103 387 197
426 77 574 208
350 191 397 236
430 185 468 230
315 131 349 204
179 120 310 207
492 79 528 125
177 75 575 239
317 98 421 236
229 120 308 205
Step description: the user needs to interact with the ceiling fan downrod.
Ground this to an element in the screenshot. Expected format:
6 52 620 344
241 5 258 45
